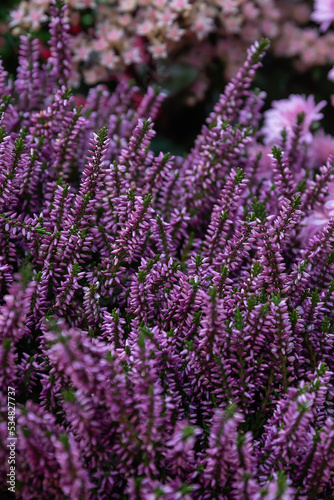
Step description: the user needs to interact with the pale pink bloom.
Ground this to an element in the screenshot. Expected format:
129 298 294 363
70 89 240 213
119 0 136 12
302 47 320 66
119 14 132 27
97 18 116 40
287 38 304 56
74 44 91 63
93 38 109 52
193 15 215 40
300 191 334 244
154 0 166 8
291 4 310 24
27 7 48 30
243 3 260 21
148 42 167 59
34 0 50 6
221 0 238 14
145 8 157 21
274 23 300 57
262 95 326 146
100 51 120 70
311 0 334 32
170 0 191 13
261 19 279 38
136 20 154 37
167 25 185 42
9 5 26 27
123 46 143 65
79 0 96 7
156 10 177 28
301 28 318 44
224 15 243 34
83 64 108 85
314 38 332 62
69 0 95 7
242 24 260 43
107 28 123 43
308 130 334 167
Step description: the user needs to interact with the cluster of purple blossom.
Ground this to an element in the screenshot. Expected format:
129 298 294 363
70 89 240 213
7 0 334 99
1 3 334 498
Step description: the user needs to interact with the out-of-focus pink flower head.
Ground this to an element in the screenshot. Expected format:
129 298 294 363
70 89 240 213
262 94 326 146
9 4 26 28
300 181 334 244
311 0 334 32
307 129 334 167
248 144 274 181
328 66 334 81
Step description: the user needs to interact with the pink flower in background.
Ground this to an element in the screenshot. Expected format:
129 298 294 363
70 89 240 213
311 0 334 32
221 0 239 15
243 3 259 20
106 28 123 43
300 188 334 244
73 45 90 62
248 144 274 181
119 0 136 12
156 10 177 28
262 94 326 145
170 0 191 12
307 130 334 167
194 14 215 40
167 25 185 42
328 66 334 81
148 42 167 59
93 38 109 52
137 20 154 36
9 5 26 28
83 64 108 85
119 13 132 27
26 7 48 30
100 50 120 70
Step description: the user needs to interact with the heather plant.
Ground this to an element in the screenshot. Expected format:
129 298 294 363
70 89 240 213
1 8 334 500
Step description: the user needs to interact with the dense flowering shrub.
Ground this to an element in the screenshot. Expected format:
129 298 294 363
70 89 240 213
7 0 334 98
1 8 334 499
